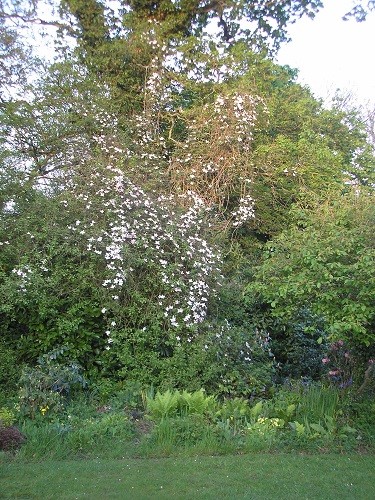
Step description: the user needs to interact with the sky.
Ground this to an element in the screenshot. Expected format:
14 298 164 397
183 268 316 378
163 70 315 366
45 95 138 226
277 0 375 106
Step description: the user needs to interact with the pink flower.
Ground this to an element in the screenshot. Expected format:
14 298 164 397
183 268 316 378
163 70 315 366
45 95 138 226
322 358 330 364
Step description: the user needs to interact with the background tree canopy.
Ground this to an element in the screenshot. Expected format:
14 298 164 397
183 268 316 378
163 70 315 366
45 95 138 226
246 192 375 348
0 0 374 395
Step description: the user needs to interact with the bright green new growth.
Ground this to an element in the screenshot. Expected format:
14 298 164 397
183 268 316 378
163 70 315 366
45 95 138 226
0 407 15 428
247 192 375 348
146 388 215 420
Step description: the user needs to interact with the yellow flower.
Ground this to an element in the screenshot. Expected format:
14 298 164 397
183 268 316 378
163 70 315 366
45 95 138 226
40 405 49 415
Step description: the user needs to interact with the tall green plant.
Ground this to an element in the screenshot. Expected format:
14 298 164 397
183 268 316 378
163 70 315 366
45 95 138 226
247 191 375 349
146 389 215 420
146 390 180 420
296 385 339 424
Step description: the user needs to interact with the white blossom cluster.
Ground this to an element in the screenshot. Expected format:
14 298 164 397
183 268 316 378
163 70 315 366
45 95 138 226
130 113 169 181
92 130 129 162
212 92 260 149
67 165 222 333
214 322 255 363
232 194 255 227
203 320 270 368
11 265 33 291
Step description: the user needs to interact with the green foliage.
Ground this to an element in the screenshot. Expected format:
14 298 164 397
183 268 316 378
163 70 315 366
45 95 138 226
214 399 269 438
16 413 135 460
194 323 275 398
146 389 215 420
0 0 374 407
0 407 15 428
0 342 20 396
1 384 373 461
65 413 134 453
146 390 180 420
0 190 108 372
267 309 328 381
147 416 217 449
295 384 339 423
215 398 250 428
289 416 357 442
179 389 215 416
343 396 375 443
247 191 375 348
94 380 145 411
111 320 274 398
249 133 345 237
62 0 325 88
18 349 88 419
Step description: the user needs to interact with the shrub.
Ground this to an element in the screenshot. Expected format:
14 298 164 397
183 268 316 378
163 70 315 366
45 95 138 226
247 192 375 349
195 322 275 398
322 340 355 389
269 309 328 381
0 407 16 427
0 426 26 451
339 394 375 444
18 349 88 419
0 342 20 395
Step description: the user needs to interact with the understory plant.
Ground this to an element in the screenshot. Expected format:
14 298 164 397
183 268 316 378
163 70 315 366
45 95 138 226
295 384 339 423
18 349 88 419
289 415 357 442
146 389 215 420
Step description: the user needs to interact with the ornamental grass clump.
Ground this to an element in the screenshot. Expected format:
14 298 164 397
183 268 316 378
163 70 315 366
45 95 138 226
295 384 339 424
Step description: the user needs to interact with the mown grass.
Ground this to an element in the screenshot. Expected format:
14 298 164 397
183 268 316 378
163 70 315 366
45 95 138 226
1 453 375 499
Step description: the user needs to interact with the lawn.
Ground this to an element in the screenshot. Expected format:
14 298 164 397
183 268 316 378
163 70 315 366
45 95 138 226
1 453 374 499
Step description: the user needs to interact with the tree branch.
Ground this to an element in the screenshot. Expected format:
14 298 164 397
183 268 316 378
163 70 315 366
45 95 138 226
0 12 75 35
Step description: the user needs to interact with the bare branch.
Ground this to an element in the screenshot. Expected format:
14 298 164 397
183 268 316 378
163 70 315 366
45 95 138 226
1 12 75 34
